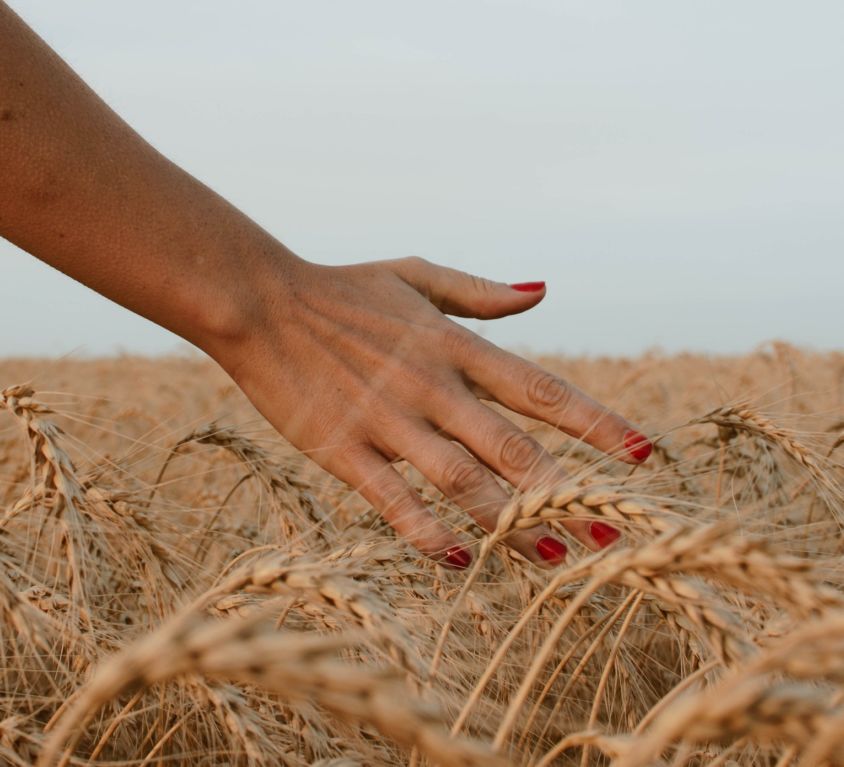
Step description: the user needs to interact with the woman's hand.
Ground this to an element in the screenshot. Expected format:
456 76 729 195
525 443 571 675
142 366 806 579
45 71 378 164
0 4 650 569
219 255 652 569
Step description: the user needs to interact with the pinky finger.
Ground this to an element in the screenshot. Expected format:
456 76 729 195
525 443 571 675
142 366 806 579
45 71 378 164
334 446 472 569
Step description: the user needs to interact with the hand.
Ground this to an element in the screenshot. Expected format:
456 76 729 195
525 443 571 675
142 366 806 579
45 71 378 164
0 3 648 568
220 256 651 570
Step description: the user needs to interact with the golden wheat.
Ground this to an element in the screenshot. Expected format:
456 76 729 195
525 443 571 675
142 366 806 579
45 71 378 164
0 346 842 766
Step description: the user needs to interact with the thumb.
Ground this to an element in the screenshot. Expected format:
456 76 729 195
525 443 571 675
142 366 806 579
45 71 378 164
387 256 546 319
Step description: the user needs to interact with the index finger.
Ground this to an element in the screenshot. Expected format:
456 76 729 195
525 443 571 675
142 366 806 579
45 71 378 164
462 345 652 464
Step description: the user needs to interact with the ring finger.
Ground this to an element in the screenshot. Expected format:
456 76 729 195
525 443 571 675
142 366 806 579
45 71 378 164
386 421 569 568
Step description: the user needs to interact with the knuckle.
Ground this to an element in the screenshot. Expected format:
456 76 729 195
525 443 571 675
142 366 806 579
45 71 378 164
381 485 420 524
441 458 488 498
410 367 443 396
497 430 543 474
526 369 573 413
468 272 494 297
323 436 368 474
402 255 429 271
441 325 477 360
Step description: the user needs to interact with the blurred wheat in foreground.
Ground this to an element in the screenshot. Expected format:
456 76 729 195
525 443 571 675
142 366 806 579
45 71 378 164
1 346 843 767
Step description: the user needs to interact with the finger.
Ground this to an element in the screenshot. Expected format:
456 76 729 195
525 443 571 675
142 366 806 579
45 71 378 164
463 347 652 465
332 445 472 569
385 255 546 320
437 398 618 552
387 423 568 568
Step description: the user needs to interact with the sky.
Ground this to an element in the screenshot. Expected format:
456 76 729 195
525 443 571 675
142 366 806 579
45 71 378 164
2 0 843 357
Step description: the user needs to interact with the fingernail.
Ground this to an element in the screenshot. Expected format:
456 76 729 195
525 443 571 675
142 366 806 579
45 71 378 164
536 536 567 565
509 281 546 292
624 430 653 463
443 546 472 570
590 521 621 548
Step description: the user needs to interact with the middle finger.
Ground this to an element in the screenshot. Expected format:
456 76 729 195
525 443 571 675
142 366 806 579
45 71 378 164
437 396 617 551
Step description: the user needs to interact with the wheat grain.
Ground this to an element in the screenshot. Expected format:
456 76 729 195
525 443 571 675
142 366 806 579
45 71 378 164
0 351 840 766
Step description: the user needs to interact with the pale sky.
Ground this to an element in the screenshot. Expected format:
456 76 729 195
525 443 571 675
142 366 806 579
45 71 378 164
3 0 843 357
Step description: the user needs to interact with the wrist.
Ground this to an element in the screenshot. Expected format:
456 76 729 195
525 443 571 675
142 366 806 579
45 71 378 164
195 242 311 372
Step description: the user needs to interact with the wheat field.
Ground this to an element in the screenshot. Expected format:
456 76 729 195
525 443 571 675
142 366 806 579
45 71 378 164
0 345 842 766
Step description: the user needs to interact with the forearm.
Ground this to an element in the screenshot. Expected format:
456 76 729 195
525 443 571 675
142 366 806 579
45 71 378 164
0 4 652 570
0 2 300 360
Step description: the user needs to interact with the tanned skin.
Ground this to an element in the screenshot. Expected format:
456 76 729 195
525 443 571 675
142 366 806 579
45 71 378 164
0 2 651 569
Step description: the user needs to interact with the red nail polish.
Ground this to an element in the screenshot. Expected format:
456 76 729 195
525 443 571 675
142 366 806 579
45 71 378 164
443 546 472 570
624 430 653 462
536 536 567 565
590 521 621 548
509 281 546 292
